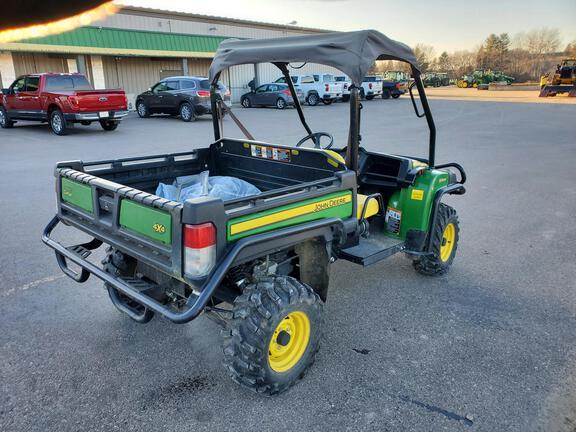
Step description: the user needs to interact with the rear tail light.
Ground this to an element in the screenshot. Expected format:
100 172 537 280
282 88 292 96
369 83 373 90
325 84 330 92
197 90 210 97
184 223 216 278
395 82 401 89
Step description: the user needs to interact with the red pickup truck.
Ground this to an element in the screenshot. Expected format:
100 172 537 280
0 73 128 135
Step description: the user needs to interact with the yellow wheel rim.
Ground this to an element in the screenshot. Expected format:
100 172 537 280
462 82 468 88
440 223 456 262
268 311 310 373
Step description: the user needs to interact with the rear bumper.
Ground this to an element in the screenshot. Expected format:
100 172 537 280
42 215 342 324
322 93 341 100
66 110 129 121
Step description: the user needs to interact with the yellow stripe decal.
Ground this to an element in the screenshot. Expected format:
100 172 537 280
230 194 352 236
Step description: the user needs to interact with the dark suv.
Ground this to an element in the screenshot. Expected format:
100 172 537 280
136 76 231 122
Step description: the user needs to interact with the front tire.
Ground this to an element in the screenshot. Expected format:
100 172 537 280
306 93 319 106
241 97 252 108
179 102 195 122
136 100 150 118
321 99 333 105
413 203 460 276
0 106 14 128
276 98 287 109
49 109 68 135
222 275 323 395
365 95 374 100
99 120 119 131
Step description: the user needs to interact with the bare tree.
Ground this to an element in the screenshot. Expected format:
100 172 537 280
413 44 436 73
566 40 576 57
448 50 476 78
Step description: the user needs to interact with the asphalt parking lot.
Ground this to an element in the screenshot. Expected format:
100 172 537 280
1 95 576 432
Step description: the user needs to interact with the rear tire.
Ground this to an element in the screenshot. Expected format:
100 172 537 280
49 109 68 135
179 102 195 122
413 203 460 276
99 120 119 131
392 93 401 99
0 106 14 128
136 100 150 118
222 275 323 395
276 98 287 109
365 95 374 100
306 93 319 106
342 95 350 102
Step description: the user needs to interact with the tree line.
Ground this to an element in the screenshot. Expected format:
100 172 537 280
374 28 575 83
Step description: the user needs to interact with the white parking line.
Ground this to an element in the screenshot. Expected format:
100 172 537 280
2 274 65 298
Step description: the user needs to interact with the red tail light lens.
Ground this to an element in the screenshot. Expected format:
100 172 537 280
325 84 330 92
395 82 401 89
282 88 292 96
184 223 216 277
197 90 210 97
369 83 373 89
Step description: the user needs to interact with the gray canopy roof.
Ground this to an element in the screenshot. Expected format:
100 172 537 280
209 30 419 85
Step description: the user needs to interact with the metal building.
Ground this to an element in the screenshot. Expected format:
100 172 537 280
0 6 338 106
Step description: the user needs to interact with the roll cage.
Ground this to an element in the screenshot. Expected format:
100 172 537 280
207 29 438 169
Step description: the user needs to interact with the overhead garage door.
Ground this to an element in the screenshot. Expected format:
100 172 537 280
103 57 182 96
187 58 211 78
13 53 69 76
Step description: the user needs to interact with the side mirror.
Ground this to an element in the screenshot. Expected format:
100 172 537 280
1 88 10 95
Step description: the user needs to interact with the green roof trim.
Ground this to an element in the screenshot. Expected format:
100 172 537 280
17 26 229 53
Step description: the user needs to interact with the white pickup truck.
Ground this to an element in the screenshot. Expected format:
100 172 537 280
275 74 342 106
335 75 352 101
335 75 383 101
360 76 383 100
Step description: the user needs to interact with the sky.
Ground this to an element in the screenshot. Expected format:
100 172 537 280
117 0 576 53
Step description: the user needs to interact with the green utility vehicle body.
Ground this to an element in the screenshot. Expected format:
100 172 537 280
43 30 466 395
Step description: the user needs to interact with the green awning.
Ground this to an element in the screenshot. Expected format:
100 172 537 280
2 26 230 57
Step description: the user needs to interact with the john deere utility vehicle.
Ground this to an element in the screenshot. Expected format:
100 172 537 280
539 59 576 97
43 30 466 395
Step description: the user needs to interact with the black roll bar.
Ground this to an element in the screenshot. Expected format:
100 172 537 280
411 66 436 167
274 62 313 137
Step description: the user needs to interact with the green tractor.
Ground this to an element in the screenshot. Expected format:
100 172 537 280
422 72 450 87
457 69 514 88
43 30 466 395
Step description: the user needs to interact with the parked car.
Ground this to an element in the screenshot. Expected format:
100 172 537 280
275 74 342 106
240 83 304 109
136 76 231 122
335 75 352 101
0 73 128 135
382 70 411 98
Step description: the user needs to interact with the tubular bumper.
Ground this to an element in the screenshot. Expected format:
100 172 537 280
42 215 342 324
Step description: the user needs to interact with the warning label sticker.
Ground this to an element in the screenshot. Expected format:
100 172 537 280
411 189 424 201
250 145 291 163
385 207 402 234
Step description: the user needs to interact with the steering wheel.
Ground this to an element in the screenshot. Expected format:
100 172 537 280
295 132 334 149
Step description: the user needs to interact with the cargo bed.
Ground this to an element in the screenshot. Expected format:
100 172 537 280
54 138 354 284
